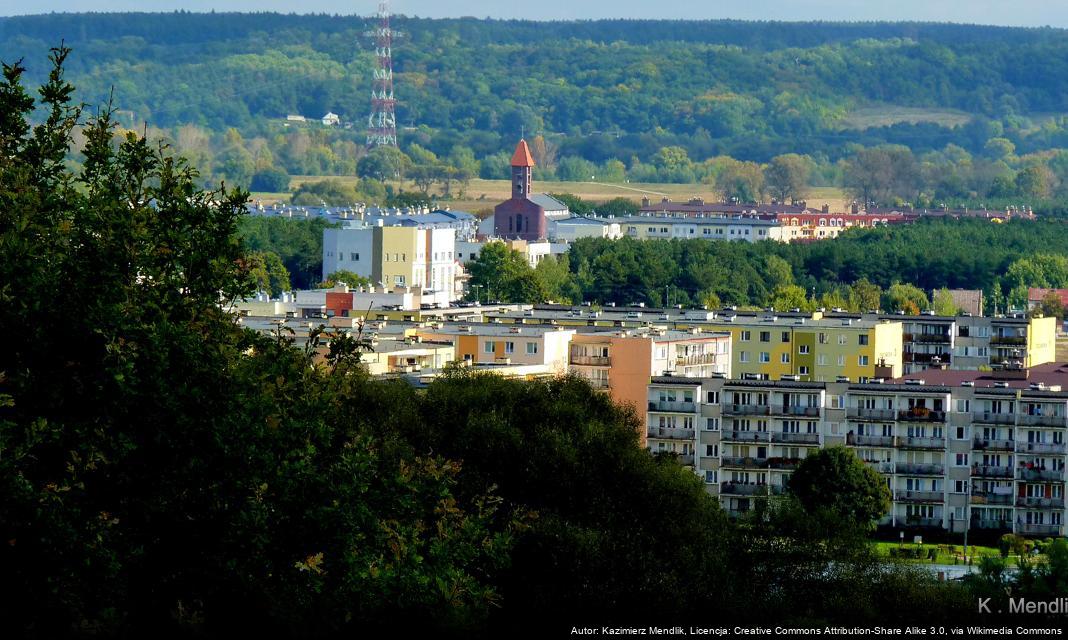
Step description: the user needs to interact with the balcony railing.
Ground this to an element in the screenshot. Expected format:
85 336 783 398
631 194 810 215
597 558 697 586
722 430 772 443
972 437 1016 451
972 465 1014 478
771 405 821 418
904 516 943 528
900 436 946 449
973 412 1015 425
897 463 944 476
1016 441 1067 455
846 407 896 421
905 332 951 344
721 482 785 496
647 425 695 440
1018 523 1062 536
721 456 768 469
1017 467 1065 482
648 400 697 413
851 434 895 447
905 352 951 364
771 432 820 445
970 493 1014 505
898 409 946 422
863 460 896 474
1019 414 1066 427
675 353 721 367
898 490 944 503
724 404 770 416
767 457 803 470
570 354 611 366
991 335 1027 346
1016 496 1066 509
970 518 1012 531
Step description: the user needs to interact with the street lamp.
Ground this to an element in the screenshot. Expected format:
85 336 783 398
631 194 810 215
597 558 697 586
472 284 482 305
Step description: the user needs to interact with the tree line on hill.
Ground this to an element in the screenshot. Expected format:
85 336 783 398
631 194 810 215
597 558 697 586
4 49 1068 635
9 14 1068 210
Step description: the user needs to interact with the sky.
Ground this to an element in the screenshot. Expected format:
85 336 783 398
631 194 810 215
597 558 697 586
2 0 1068 28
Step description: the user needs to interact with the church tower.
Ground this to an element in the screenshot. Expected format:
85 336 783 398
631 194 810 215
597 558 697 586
510 139 535 199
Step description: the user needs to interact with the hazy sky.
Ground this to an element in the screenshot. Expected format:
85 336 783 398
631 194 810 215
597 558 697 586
2 0 1068 27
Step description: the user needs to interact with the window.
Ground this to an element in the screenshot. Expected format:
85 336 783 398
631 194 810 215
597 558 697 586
505 341 515 354
799 345 810 355
759 331 771 343
838 334 847 345
953 480 967 494
741 331 751 342
819 333 828 344
526 342 538 355
954 453 969 467
858 355 869 366
829 395 843 409
484 341 496 354
837 355 845 366
954 426 967 440
704 470 718 484
759 352 770 363
394 275 405 285
781 353 790 364
817 354 827 365
859 334 869 346
739 351 750 363
781 332 790 343
705 417 720 431
799 366 810 375
707 391 719 404
350 252 359 261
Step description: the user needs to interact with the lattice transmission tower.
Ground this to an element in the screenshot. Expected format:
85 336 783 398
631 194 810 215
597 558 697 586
366 1 398 147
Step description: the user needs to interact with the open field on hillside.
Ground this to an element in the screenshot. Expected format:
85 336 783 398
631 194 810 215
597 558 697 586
841 105 973 130
254 177 850 215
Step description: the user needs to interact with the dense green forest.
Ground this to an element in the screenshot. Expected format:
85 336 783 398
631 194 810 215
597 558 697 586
6 13 1068 207
465 216 1068 311
5 45 1068 636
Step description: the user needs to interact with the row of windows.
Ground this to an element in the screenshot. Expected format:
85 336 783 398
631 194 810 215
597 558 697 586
484 340 539 355
739 330 869 346
737 352 869 367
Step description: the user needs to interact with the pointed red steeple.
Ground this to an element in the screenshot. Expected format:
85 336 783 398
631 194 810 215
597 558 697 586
511 139 536 167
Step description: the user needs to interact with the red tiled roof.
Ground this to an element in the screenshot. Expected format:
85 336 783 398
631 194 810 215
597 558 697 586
891 363 1068 390
511 139 535 167
1028 288 1068 307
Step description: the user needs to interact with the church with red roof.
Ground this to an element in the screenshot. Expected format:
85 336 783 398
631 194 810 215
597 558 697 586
492 139 569 241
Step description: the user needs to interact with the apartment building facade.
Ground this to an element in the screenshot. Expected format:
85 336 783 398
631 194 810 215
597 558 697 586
647 374 1068 537
418 324 577 375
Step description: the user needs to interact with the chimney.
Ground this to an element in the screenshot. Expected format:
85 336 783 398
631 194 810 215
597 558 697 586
822 204 830 213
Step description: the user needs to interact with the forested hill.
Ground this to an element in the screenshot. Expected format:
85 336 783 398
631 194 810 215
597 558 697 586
4 13 1068 168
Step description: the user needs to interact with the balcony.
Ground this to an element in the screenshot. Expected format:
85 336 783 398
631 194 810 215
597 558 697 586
850 434 895 447
846 407 896 421
721 456 769 469
647 425 695 440
991 335 1027 346
1018 523 1062 537
677 453 695 465
722 430 772 443
648 400 697 413
900 436 946 450
970 493 1014 505
676 353 722 367
1019 414 1066 427
1017 467 1065 482
771 432 820 445
1016 496 1066 509
905 332 951 344
771 405 821 418
898 490 944 503
972 437 1016 451
904 352 951 365
972 465 1014 478
896 463 944 476
898 409 946 422
767 457 803 470
863 460 895 474
721 482 784 496
570 354 611 366
724 404 770 416
970 518 1013 531
904 516 943 528
1016 441 1067 455
973 411 1015 425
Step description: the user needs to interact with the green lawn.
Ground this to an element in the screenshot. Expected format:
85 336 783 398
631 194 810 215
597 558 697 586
840 105 973 130
872 541 1016 566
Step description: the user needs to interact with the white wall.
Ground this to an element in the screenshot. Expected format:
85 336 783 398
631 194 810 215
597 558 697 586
322 227 374 281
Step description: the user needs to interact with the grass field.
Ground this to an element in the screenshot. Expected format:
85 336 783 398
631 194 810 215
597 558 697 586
872 541 1010 566
253 176 850 214
841 105 973 130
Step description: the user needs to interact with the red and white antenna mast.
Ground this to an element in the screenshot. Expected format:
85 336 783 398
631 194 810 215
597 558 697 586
366 1 397 147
